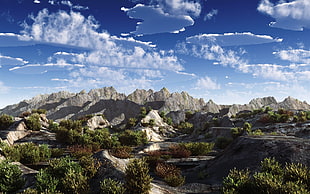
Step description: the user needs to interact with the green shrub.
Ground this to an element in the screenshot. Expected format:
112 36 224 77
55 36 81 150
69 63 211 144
215 136 233 149
284 163 309 187
3 143 51 164
78 155 101 179
125 158 152 194
51 148 64 158
155 162 181 178
169 144 191 158
180 142 214 156
260 157 283 176
100 178 126 194
110 146 133 159
68 145 93 159
253 172 283 193
149 119 155 127
118 130 148 147
31 109 47 114
62 168 89 193
164 174 185 187
0 160 25 193
127 117 137 128
222 168 252 194
222 158 310 193
177 121 194 134
249 129 265 136
59 119 83 133
25 113 42 131
36 169 60 193
0 114 14 130
35 157 89 193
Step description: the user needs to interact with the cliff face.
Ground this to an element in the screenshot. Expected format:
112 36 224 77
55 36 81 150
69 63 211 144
1 87 310 124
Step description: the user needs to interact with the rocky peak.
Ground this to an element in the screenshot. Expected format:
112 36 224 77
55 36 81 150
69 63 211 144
249 96 277 109
278 96 310 110
127 89 154 104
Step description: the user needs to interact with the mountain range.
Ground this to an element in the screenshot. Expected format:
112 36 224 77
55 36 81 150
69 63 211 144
1 87 310 124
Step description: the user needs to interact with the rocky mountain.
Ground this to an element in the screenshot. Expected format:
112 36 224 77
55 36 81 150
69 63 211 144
1 87 310 125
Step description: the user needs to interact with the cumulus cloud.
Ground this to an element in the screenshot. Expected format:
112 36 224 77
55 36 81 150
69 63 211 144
186 32 283 47
204 9 218 21
122 0 202 35
258 0 310 31
11 9 188 90
195 76 220 90
122 4 194 35
273 49 310 64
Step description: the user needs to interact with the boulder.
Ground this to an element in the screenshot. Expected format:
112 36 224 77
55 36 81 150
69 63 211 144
86 115 110 130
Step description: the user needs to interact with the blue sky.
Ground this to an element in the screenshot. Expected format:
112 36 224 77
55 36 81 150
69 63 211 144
0 0 310 108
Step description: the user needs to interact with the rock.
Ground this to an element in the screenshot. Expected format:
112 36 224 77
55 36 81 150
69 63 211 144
141 110 167 127
86 115 110 130
167 111 186 125
138 127 163 142
205 136 310 184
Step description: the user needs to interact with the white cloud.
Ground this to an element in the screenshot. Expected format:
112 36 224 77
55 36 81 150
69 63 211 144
258 0 310 31
195 76 220 90
34 0 40 4
0 33 35 47
186 32 283 47
11 9 187 90
204 9 218 21
0 55 28 67
122 4 194 35
273 49 310 63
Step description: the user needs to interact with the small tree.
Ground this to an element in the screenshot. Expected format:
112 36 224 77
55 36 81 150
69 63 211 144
25 113 42 131
0 160 25 193
0 114 14 130
125 158 152 194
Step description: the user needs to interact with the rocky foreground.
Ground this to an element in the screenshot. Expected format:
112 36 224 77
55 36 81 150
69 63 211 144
0 87 309 193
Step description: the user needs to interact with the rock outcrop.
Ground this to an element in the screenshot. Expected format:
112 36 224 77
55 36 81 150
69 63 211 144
205 135 310 184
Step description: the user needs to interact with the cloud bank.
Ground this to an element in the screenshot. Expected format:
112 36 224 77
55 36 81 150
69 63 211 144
258 0 310 31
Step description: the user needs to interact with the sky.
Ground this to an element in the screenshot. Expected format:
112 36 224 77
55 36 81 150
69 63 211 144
0 0 310 108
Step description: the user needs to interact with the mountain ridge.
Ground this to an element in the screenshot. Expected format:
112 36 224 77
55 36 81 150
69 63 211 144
1 87 310 123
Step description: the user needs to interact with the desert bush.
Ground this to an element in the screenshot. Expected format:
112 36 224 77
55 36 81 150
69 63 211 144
283 163 309 187
180 142 214 156
249 129 265 136
164 174 185 187
68 144 93 159
215 136 233 149
177 121 194 134
25 113 42 131
222 158 310 193
222 168 252 194
260 157 283 176
169 144 191 158
31 109 47 114
139 107 147 118
0 114 14 130
3 143 51 164
149 119 155 127
51 148 64 158
127 117 137 128
59 119 83 132
36 169 60 193
253 172 283 193
125 158 152 194
118 130 148 147
62 168 89 193
36 156 89 193
100 178 126 194
0 160 25 193
79 155 101 179
110 146 133 159
155 162 181 178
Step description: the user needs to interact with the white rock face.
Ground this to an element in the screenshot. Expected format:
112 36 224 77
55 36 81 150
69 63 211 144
141 110 167 127
86 115 110 130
